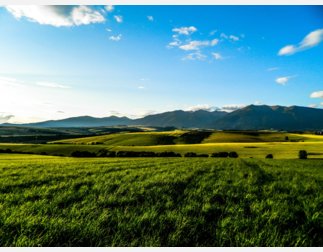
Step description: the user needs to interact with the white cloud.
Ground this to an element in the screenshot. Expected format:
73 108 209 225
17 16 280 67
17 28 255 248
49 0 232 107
209 30 217 36
308 104 317 108
310 90 323 98
220 33 241 42
109 34 122 41
278 28 323 56
253 101 263 105
220 33 228 39
211 52 223 60
0 114 14 123
179 40 210 51
137 86 145 89
267 67 279 71
229 35 239 41
182 52 207 61
106 28 112 32
168 40 181 47
275 76 292 85
5 5 105 27
221 104 246 112
172 26 197 35
36 81 70 89
278 45 297 56
105 5 114 12
186 104 216 112
147 16 154 22
114 15 123 23
210 38 219 46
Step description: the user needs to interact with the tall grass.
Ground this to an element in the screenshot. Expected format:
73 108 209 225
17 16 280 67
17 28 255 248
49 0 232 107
0 155 322 246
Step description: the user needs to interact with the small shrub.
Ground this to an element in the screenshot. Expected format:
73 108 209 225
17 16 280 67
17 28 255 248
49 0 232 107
184 152 197 157
157 151 181 157
299 150 307 159
71 151 96 157
211 152 229 158
266 154 273 159
197 154 209 157
228 152 238 158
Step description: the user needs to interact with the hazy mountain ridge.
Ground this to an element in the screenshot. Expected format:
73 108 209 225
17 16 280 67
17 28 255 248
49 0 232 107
2 105 323 131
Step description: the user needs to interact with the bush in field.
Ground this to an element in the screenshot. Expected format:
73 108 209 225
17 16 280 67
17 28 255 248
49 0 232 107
299 150 308 159
156 151 181 157
71 151 96 157
266 154 274 159
97 149 116 157
211 152 229 158
137 152 156 157
197 154 209 157
116 151 137 157
0 149 12 153
184 152 197 157
106 151 116 157
228 152 239 158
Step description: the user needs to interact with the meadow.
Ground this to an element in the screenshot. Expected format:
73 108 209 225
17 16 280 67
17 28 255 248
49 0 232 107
0 154 322 246
1 130 323 159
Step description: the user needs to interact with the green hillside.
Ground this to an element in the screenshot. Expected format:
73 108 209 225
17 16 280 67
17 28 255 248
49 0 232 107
1 141 323 159
202 131 323 143
52 130 323 146
52 130 186 146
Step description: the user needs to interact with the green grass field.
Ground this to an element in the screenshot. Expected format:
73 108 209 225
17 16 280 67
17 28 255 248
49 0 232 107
1 141 323 159
0 154 322 246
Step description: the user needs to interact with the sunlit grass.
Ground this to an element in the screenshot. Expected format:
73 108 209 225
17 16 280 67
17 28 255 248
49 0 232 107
0 154 322 246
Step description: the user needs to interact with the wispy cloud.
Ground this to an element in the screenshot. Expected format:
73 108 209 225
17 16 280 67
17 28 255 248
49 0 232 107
278 28 323 56
221 104 246 112
211 52 223 60
172 26 197 35
275 76 294 85
5 6 105 27
114 15 123 23
308 104 317 108
179 40 210 51
186 104 217 112
220 33 242 42
36 81 70 89
182 52 207 61
267 67 279 72
310 90 323 98
210 39 219 46
105 5 114 12
209 30 217 36
147 16 154 22
0 113 14 123
109 34 122 41
137 86 145 89
229 35 239 41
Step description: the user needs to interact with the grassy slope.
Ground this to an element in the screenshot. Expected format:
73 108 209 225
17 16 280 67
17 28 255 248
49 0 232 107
52 131 186 146
0 154 322 246
53 131 323 145
202 132 323 143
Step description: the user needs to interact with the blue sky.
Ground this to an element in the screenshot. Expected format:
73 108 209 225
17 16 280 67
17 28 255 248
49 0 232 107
0 5 322 123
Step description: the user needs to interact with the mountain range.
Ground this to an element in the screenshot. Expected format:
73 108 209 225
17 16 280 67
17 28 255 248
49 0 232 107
2 105 323 131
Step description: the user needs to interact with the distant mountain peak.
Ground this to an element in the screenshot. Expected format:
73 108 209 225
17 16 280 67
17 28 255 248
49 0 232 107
1 104 322 130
